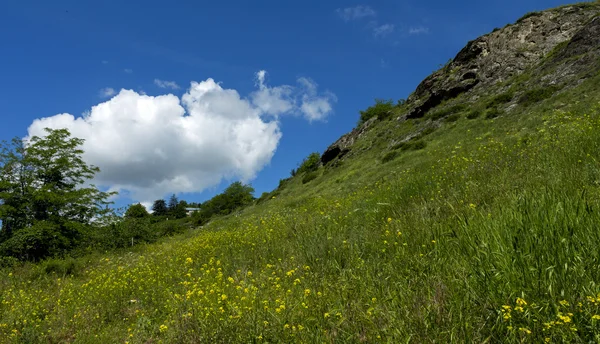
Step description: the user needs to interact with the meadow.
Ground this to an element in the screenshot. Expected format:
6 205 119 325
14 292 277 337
3 68 600 343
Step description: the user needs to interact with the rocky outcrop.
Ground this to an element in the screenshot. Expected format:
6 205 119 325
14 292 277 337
404 4 599 119
320 3 600 165
321 116 378 165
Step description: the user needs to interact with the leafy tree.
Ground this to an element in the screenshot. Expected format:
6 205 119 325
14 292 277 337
168 194 179 212
0 128 114 260
193 182 255 225
124 203 149 218
172 201 188 219
151 199 168 216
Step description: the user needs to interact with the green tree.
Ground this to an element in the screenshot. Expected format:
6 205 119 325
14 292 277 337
172 201 188 219
124 203 149 218
0 128 115 260
168 194 179 212
151 199 168 216
192 182 255 225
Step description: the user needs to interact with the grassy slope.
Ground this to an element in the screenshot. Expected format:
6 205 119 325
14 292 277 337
3 33 600 344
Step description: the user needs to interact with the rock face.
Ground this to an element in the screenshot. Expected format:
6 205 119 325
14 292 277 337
404 4 599 119
321 116 377 165
321 3 600 165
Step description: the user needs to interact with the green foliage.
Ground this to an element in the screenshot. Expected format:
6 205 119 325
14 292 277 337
445 113 461 122
151 199 168 216
391 140 427 152
255 192 271 205
0 128 114 261
41 257 82 276
301 171 318 184
358 99 395 125
430 103 467 120
485 92 514 108
125 203 150 219
466 108 482 119
516 11 542 23
381 151 399 163
518 85 560 107
485 107 502 119
293 152 321 176
193 182 255 225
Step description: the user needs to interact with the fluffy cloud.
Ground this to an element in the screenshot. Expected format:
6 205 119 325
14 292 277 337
336 5 376 21
27 72 335 203
373 24 395 37
154 79 181 90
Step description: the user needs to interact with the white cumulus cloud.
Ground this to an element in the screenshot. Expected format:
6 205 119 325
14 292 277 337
27 72 335 203
336 5 376 21
154 79 181 90
99 87 116 98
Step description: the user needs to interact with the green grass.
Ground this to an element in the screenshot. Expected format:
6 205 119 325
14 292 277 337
3 38 600 344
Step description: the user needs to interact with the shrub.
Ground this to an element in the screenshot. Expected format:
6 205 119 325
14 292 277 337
517 11 542 23
358 99 395 125
381 151 399 163
391 140 427 152
466 109 482 119
486 92 514 108
256 192 271 205
485 107 502 119
518 86 560 107
446 113 461 122
295 153 321 176
412 140 427 150
430 103 467 120
0 256 19 268
42 257 82 276
302 171 318 184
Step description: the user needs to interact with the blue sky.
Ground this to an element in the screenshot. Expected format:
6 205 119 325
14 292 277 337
0 0 581 208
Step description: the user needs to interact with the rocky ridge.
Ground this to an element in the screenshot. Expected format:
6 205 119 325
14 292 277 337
321 3 600 166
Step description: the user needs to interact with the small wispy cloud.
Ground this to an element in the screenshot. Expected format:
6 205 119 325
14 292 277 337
380 59 389 68
99 87 116 98
154 79 181 90
336 5 376 21
373 24 395 37
409 26 429 35
101 60 109 65
124 68 133 74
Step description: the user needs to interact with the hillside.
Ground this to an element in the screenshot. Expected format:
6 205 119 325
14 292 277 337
2 2 600 343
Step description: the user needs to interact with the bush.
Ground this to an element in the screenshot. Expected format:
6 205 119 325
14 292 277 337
0 256 19 268
381 151 399 163
518 86 560 107
295 153 321 176
486 92 514 108
446 113 461 122
0 221 74 261
412 140 427 150
256 192 271 205
466 109 482 119
42 257 82 276
302 171 318 184
358 99 395 125
430 103 467 120
390 140 427 152
485 107 502 119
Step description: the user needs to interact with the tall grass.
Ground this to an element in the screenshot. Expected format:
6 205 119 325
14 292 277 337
2 97 600 341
